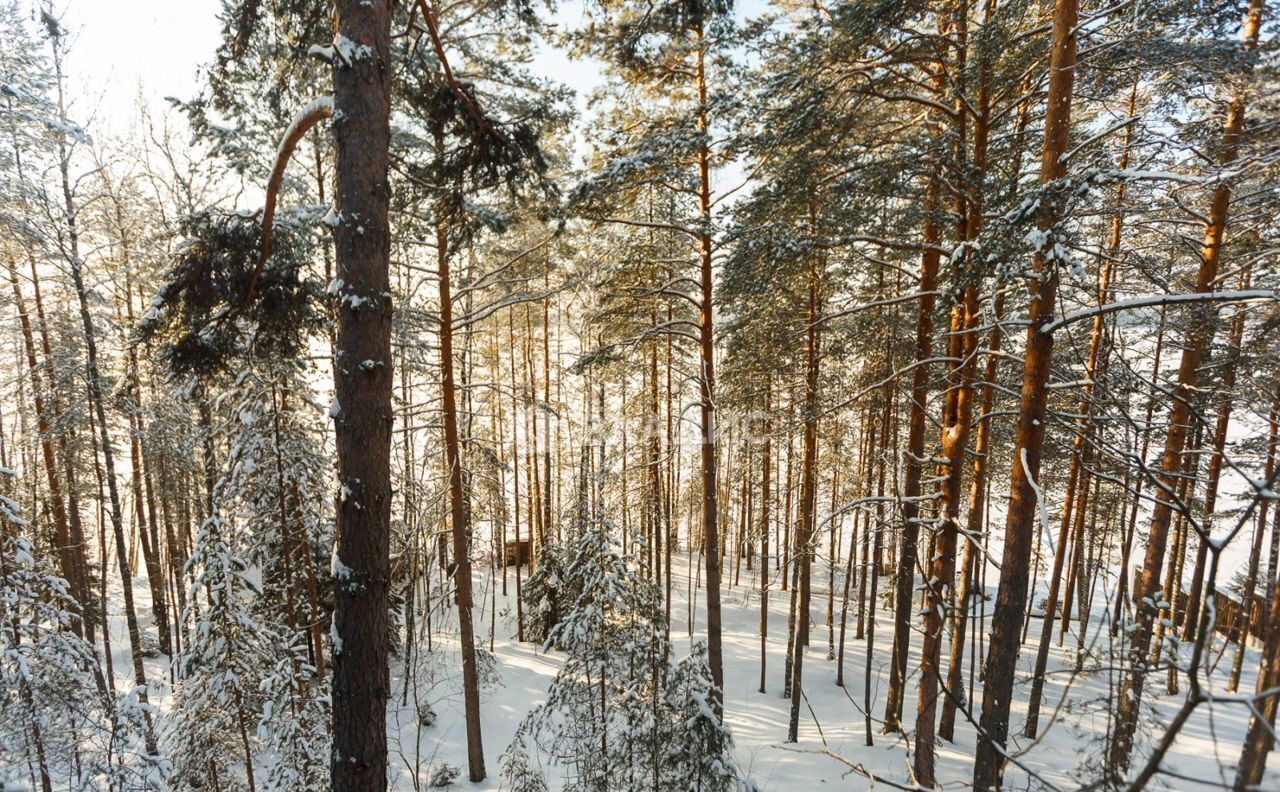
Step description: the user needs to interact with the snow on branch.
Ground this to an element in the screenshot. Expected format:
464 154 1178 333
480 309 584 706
246 96 334 308
1040 289 1278 336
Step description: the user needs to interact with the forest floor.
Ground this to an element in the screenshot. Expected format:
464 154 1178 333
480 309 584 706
113 551 1276 790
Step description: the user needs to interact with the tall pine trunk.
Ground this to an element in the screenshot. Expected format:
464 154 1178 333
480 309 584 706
916 5 977 776
329 1 394 787
787 250 821 742
436 217 487 781
693 21 724 710
972 0 1077 784
1109 1 1263 776
884 176 941 733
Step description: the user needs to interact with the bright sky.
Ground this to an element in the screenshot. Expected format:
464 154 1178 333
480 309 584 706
56 0 606 139
59 0 223 135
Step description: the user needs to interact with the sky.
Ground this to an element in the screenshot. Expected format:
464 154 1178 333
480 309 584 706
55 0 607 140
58 0 224 135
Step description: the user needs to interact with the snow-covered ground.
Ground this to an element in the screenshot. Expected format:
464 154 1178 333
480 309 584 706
110 550 1276 790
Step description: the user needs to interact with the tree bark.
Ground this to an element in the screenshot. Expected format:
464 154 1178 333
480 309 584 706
884 175 941 734
1109 1 1263 777
788 249 821 742
328 1 393 787
6 257 82 637
917 5 977 775
436 215 487 781
693 20 724 711
1236 383 1280 789
972 0 1078 785
758 377 772 694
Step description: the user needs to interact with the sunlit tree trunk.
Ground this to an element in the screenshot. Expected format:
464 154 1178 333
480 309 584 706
1109 2 1263 776
973 0 1078 784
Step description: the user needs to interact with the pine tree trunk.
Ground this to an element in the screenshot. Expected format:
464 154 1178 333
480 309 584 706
1229 386 1279 691
884 175 941 734
72 252 156 753
51 24 156 747
437 217 487 781
866 389 892 747
27 252 94 646
1025 78 1137 733
693 21 724 711
328 1 393 787
6 257 82 637
1237 521 1280 789
788 250 822 742
758 378 772 694
1182 266 1253 640
916 8 977 774
1109 2 1262 776
972 0 1078 784
1113 306 1168 633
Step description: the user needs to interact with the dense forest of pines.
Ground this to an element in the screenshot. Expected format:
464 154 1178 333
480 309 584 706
1 0 1279 788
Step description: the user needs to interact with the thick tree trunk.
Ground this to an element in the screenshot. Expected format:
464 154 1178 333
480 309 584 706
916 8 977 776
940 56 1037 742
1109 2 1262 777
972 0 1077 785
1025 78 1137 734
328 1 393 787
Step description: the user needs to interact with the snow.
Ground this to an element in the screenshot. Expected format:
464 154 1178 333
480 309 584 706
277 97 333 163
332 34 375 66
1042 289 1278 336
70 536 1280 792
371 551 1276 789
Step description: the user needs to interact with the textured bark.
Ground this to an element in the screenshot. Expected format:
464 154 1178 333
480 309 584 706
1109 1 1262 776
940 59 1036 743
884 176 941 734
1025 78 1138 735
437 218 487 781
693 21 724 709
328 0 393 787
788 251 821 743
972 0 1077 785
758 378 772 694
916 6 976 777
